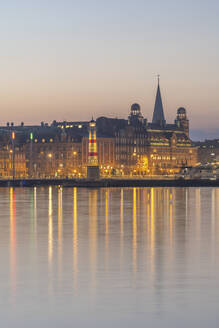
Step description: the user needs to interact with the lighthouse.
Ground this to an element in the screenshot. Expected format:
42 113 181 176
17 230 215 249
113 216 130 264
87 119 99 180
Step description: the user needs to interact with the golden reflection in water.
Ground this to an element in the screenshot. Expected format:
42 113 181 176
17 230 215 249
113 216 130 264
211 188 215 219
120 189 124 265
211 189 216 250
89 190 98 289
185 188 188 223
166 188 169 226
147 190 150 244
216 189 219 219
133 188 137 273
169 189 174 248
105 190 109 234
212 189 219 242
150 188 155 276
143 189 147 231
34 187 37 235
196 188 201 240
216 189 219 240
30 190 34 233
30 188 37 254
73 187 78 287
58 187 63 279
105 190 109 269
217 188 219 214
137 188 141 213
48 186 53 264
10 187 16 303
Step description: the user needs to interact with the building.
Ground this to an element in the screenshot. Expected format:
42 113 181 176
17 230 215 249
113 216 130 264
0 129 26 178
194 139 219 164
114 80 197 176
24 126 82 178
0 79 198 178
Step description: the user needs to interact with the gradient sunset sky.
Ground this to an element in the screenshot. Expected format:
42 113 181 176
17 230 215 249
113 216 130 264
1 0 219 138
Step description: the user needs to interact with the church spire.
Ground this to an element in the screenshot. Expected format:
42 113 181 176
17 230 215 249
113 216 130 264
152 75 166 126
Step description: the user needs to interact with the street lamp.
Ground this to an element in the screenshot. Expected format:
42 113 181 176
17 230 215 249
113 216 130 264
11 132 15 180
47 153 52 178
30 132 33 178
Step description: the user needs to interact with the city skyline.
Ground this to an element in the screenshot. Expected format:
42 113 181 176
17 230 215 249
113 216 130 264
1 2 219 328
0 0 219 140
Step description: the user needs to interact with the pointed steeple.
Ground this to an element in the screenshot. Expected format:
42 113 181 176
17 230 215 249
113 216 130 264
152 76 166 126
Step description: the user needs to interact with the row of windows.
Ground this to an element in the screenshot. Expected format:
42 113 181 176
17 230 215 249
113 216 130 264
117 138 147 145
57 124 83 129
29 138 79 143
116 137 189 145
152 156 173 160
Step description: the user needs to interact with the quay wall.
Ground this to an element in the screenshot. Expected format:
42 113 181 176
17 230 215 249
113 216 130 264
1 178 219 188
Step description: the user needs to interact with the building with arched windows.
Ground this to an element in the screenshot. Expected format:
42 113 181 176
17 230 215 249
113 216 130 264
0 80 198 178
114 80 197 176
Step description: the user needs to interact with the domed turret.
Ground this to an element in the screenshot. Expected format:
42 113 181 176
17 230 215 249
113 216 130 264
175 107 189 136
177 107 186 118
131 103 141 114
128 103 144 126
177 107 186 114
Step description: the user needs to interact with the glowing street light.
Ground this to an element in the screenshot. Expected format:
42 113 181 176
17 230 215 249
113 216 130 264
29 132 33 178
11 132 15 180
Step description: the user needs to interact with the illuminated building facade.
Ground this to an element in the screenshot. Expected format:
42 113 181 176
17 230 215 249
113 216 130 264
0 131 26 178
0 147 26 178
0 80 197 178
114 80 197 176
24 127 82 178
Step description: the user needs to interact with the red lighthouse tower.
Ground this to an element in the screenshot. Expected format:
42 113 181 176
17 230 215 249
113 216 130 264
87 119 99 179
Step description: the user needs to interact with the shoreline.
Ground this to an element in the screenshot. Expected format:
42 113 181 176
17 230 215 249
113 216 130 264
1 178 219 188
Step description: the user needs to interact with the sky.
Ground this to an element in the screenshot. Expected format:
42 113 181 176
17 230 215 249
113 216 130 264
0 0 219 139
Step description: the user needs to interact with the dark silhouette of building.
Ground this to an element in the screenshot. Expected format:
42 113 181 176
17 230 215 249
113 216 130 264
152 77 166 126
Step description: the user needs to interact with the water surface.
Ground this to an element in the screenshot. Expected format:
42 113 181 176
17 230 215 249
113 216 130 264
1 187 219 327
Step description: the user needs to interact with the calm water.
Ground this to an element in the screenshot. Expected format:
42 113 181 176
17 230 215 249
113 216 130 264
1 187 219 327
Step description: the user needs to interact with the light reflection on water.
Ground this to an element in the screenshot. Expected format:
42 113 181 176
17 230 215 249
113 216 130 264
1 187 219 327
73 186 78 289
9 187 16 304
